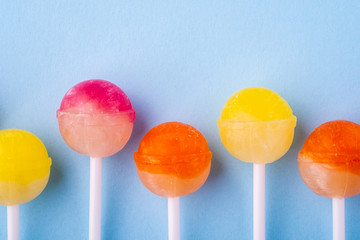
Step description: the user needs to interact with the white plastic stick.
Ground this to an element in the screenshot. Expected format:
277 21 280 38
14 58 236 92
253 163 265 240
168 197 180 240
7 205 19 240
89 157 102 240
333 198 345 240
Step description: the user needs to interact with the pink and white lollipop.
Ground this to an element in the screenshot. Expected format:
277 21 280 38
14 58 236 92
57 79 135 240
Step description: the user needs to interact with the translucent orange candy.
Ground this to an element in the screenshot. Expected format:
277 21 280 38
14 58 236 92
298 120 360 198
134 122 212 197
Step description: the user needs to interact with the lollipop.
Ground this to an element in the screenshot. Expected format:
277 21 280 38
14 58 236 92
298 120 360 240
57 79 135 240
134 122 212 240
217 87 296 240
0 129 51 240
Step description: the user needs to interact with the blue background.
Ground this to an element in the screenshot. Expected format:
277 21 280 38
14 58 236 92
1 1 360 239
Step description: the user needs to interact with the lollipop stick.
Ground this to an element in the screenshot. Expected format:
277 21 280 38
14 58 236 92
332 198 345 240
168 197 180 240
253 163 265 240
7 205 19 240
89 157 102 240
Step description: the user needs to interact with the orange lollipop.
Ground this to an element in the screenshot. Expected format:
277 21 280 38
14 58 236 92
298 120 360 198
134 122 212 240
298 120 360 240
134 121 212 197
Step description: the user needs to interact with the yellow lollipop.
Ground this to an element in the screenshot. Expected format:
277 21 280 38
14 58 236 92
217 87 296 164
0 129 51 240
217 87 296 240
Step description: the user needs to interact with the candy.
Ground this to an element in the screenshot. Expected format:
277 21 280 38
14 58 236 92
57 79 135 157
217 87 296 240
217 87 296 163
0 129 51 206
298 120 360 198
57 79 135 240
134 122 212 197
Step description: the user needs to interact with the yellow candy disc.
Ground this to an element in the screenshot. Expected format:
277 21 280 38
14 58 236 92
217 87 296 164
0 129 51 205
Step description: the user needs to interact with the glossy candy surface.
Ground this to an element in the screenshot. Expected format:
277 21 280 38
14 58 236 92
0 129 51 206
57 79 136 157
298 120 360 198
217 87 296 163
134 122 212 197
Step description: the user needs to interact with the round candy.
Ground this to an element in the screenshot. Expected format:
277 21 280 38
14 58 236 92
217 87 296 163
134 122 212 197
57 79 136 157
298 120 360 198
0 129 51 205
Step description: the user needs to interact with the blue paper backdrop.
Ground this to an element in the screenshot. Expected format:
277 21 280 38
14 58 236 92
1 1 360 239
